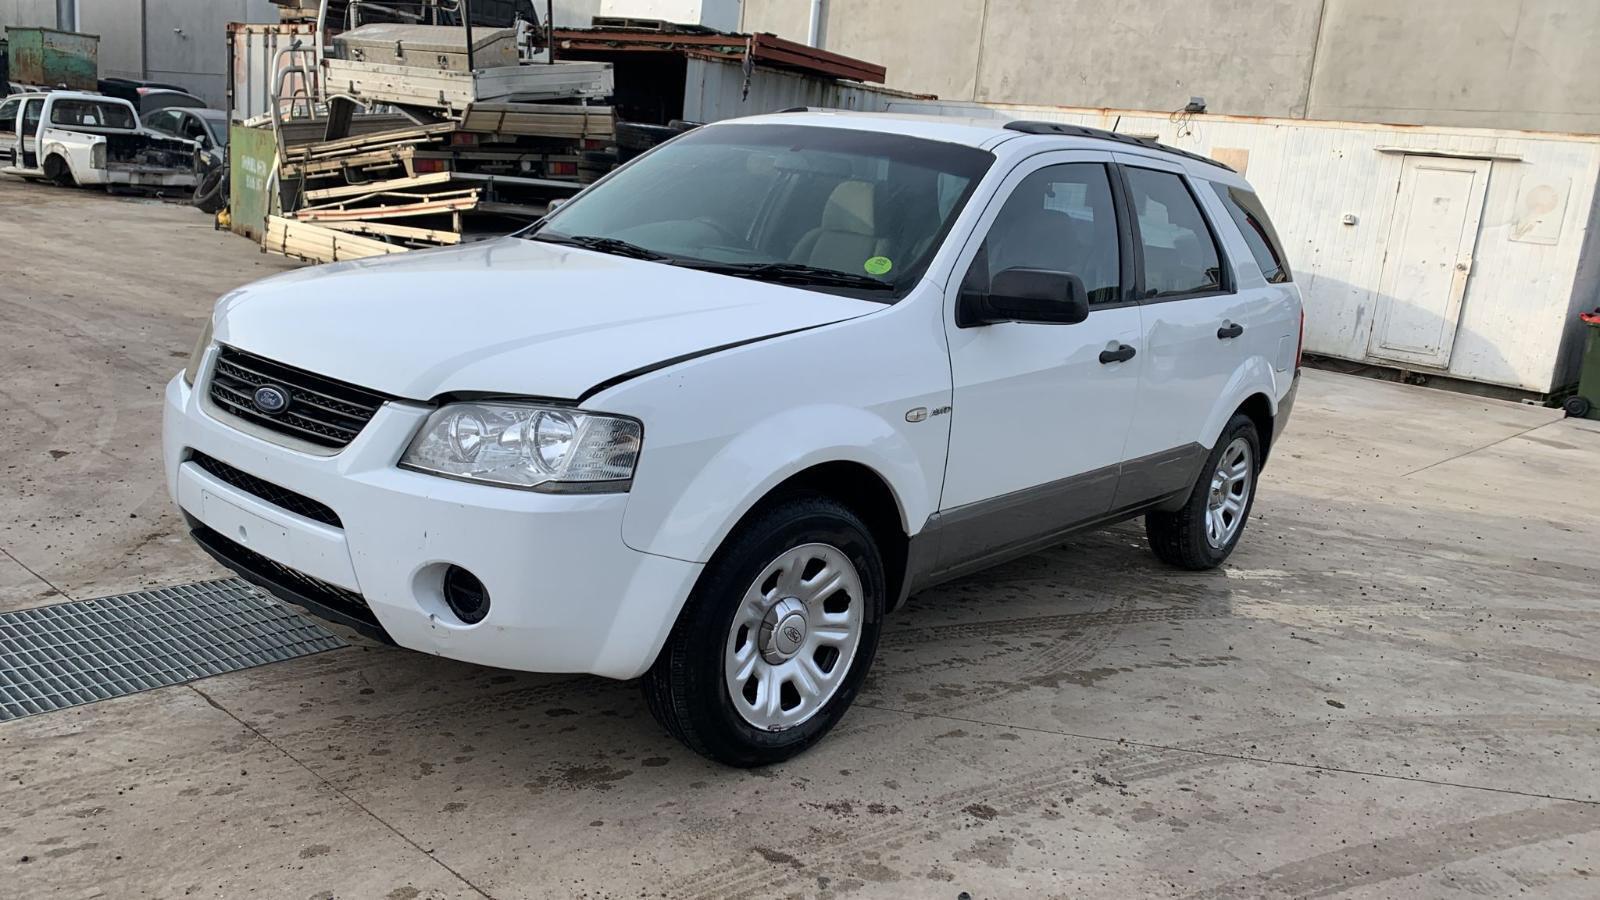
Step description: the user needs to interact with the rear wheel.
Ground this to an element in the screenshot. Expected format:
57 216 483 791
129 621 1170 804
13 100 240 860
643 494 884 767
1146 414 1261 570
43 155 75 187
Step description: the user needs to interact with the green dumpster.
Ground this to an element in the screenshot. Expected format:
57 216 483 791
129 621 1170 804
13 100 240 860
1570 313 1600 420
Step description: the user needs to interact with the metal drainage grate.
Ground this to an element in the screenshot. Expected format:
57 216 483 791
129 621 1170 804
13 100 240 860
0 579 346 721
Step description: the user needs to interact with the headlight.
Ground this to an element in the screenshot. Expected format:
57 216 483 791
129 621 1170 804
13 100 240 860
400 402 642 492
182 318 213 386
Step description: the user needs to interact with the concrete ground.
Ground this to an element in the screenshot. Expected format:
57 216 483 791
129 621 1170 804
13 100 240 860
2 177 1599 899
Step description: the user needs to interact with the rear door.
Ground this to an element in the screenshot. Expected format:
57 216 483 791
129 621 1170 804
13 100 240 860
1114 156 1245 502
0 97 20 167
937 151 1142 571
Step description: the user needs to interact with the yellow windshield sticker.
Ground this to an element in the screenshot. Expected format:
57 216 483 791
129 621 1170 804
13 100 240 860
864 256 893 276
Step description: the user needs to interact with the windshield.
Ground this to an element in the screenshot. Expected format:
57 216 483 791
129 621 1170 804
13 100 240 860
529 123 993 298
50 99 136 130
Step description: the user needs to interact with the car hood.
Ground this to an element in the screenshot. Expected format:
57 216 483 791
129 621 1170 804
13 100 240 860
215 237 881 402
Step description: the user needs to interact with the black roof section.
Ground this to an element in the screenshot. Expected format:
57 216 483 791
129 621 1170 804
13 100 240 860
1003 120 1235 172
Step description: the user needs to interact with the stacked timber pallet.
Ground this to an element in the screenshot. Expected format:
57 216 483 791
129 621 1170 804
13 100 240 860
257 21 619 264
272 102 613 260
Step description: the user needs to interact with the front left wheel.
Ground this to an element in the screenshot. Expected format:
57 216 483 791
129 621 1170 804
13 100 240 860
642 494 885 767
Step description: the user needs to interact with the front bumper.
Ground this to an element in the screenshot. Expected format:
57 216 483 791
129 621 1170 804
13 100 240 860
161 362 702 680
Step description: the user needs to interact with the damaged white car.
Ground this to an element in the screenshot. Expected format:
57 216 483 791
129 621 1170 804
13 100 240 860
0 91 198 191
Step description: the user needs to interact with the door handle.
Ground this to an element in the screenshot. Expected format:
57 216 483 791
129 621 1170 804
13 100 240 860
1099 343 1137 364
1217 322 1245 340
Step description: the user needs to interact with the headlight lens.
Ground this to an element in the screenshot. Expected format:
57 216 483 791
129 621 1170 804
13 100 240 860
401 402 642 491
182 318 213 387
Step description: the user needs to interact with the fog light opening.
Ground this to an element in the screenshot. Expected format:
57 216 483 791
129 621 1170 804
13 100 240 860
442 566 490 625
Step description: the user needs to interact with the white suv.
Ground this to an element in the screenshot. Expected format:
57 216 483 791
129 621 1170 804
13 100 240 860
164 111 1302 765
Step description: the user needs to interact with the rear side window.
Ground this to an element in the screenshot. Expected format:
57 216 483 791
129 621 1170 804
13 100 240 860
1211 183 1292 283
1125 167 1224 298
49 99 136 130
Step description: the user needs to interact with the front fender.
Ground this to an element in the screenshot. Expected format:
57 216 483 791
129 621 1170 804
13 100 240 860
1203 356 1283 448
621 404 933 564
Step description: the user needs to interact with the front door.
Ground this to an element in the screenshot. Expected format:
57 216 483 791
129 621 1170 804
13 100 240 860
1367 155 1489 368
0 97 20 167
937 152 1141 572
19 98 44 170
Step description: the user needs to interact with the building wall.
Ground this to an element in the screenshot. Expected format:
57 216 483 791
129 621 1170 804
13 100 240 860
742 0 1600 134
2 0 278 104
75 0 141 80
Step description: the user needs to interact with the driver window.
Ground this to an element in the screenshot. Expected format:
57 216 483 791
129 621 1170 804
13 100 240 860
182 116 208 142
145 110 177 134
964 162 1122 306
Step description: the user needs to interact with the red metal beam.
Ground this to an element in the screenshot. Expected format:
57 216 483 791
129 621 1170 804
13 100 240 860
551 28 887 83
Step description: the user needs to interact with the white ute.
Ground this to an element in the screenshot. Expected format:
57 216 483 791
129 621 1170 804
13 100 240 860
164 111 1303 765
0 91 197 190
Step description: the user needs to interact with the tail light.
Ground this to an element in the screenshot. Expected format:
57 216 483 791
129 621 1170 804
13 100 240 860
1295 305 1305 371
581 139 609 150
91 143 106 169
412 158 447 174
548 161 578 177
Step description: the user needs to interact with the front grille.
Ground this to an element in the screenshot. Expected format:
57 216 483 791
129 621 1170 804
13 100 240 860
190 525 389 642
189 451 343 528
207 345 390 449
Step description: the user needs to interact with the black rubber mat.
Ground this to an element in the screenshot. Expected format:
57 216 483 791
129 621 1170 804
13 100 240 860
0 579 346 721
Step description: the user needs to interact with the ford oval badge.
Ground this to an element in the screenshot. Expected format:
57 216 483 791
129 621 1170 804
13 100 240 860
253 385 290 415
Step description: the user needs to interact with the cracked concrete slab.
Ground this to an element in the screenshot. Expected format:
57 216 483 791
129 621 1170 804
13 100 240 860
2 179 1598 899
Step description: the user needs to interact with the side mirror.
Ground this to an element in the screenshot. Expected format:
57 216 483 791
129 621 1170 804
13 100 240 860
960 268 1090 326
546 197 567 212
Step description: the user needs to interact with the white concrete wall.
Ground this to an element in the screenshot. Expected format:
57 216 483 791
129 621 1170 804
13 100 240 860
890 99 1600 393
0 0 59 32
75 0 140 80
743 0 1600 134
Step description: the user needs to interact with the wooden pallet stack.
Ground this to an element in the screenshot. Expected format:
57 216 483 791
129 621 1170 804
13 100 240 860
267 102 614 262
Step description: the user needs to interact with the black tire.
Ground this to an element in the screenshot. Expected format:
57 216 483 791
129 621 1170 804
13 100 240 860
192 166 227 214
43 155 74 187
642 493 886 767
1146 414 1263 570
1564 396 1592 419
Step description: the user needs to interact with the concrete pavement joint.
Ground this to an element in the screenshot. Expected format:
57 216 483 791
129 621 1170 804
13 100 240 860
0 544 73 603
1401 421 1554 477
855 702 1600 806
186 682 498 899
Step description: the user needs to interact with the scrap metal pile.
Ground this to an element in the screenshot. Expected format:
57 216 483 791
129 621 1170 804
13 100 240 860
257 17 616 262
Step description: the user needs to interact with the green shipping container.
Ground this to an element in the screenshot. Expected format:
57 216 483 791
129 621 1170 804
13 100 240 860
6 27 99 91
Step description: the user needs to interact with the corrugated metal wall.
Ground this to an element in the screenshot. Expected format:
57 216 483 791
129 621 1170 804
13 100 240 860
682 56 917 125
890 100 1600 394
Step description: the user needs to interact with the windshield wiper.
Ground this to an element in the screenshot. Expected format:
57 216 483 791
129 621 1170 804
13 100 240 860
674 261 893 292
528 232 670 261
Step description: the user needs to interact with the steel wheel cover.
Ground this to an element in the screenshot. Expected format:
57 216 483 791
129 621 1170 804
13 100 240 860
724 542 865 731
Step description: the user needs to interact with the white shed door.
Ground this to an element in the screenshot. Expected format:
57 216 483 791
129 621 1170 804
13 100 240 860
1367 156 1489 368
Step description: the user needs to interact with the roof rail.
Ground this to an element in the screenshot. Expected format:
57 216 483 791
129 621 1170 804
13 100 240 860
776 106 811 113
1002 120 1235 172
